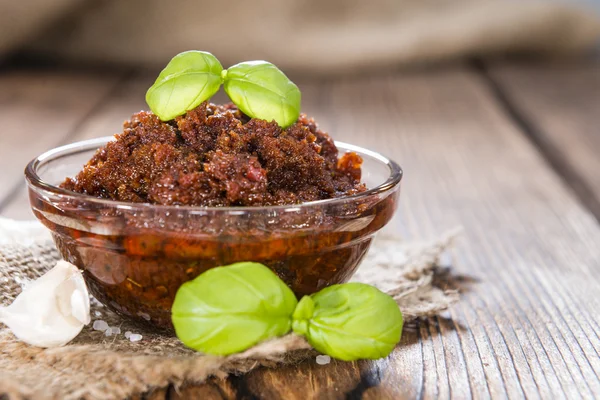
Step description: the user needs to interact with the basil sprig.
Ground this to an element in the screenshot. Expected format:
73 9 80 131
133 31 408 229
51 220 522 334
171 262 298 355
223 61 301 128
146 51 223 121
171 263 404 360
145 51 301 127
292 283 404 361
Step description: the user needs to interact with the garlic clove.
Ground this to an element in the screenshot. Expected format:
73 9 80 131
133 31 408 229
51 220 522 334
70 288 91 325
56 274 91 325
0 260 90 348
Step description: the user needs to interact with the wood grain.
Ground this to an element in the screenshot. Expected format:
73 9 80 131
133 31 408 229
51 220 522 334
1 64 600 399
0 67 127 218
487 61 600 220
0 70 145 219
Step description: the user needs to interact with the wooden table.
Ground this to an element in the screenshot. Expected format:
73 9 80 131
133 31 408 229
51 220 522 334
1 60 599 399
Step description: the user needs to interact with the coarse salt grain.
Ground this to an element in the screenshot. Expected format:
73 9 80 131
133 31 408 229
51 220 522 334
129 333 143 342
138 312 151 321
92 320 109 332
316 355 331 365
94 311 102 317
124 331 132 339
110 327 121 335
104 329 113 337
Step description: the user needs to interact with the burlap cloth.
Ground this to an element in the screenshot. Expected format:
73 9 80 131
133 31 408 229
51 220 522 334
2 0 600 73
0 218 461 399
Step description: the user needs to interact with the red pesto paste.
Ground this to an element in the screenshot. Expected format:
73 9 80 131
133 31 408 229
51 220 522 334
61 102 365 206
47 102 392 330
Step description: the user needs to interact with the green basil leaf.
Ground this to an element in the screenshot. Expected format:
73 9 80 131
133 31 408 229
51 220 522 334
172 262 298 355
146 51 223 121
292 283 403 361
223 61 301 128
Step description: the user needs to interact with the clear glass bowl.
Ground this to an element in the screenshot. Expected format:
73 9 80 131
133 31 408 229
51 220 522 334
26 137 402 330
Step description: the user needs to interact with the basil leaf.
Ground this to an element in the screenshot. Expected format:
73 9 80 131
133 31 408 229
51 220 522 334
146 51 223 121
172 262 298 355
223 61 301 128
292 283 403 361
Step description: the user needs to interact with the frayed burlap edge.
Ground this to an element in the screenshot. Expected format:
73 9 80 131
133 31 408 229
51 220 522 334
0 227 461 400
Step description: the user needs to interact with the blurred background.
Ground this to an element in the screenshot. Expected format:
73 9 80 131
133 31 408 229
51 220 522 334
2 0 600 74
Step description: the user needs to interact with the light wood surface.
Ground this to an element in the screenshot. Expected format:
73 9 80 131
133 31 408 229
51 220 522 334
1 62 600 399
489 61 600 219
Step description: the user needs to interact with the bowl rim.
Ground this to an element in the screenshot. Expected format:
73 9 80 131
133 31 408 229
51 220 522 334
25 136 402 212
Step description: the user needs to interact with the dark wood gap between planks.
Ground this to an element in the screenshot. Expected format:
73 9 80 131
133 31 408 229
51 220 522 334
470 59 600 223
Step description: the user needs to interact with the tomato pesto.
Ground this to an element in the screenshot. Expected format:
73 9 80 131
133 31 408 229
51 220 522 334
32 52 400 330
61 102 366 206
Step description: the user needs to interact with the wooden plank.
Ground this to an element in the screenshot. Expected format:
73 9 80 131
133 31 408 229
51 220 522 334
0 67 125 217
0 71 144 219
487 61 600 219
2 65 600 399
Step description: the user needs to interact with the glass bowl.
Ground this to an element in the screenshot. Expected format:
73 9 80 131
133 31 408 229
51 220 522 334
25 137 402 330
